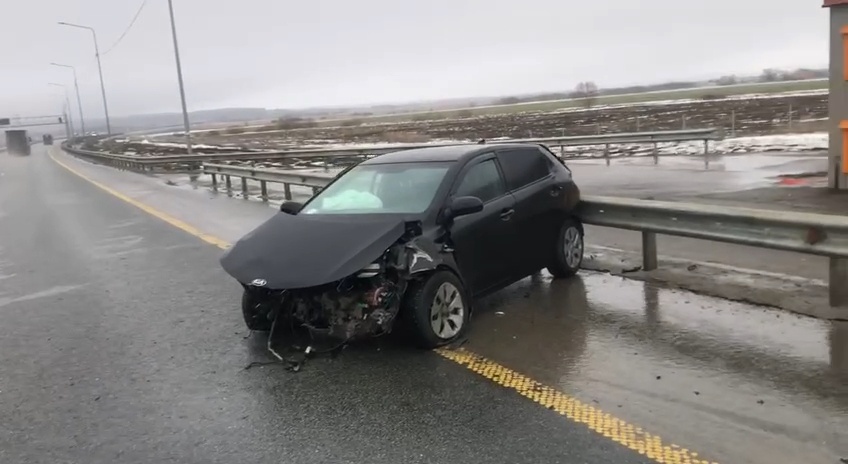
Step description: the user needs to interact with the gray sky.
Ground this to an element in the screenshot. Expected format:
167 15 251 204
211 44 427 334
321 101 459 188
0 0 829 118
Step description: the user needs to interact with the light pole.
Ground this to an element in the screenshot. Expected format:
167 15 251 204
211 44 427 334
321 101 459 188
58 21 111 135
167 0 193 154
50 63 86 134
48 82 75 138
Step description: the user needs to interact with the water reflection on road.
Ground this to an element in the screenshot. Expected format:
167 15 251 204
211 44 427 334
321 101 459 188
466 271 848 464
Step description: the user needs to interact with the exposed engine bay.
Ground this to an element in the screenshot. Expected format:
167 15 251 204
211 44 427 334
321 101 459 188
287 245 408 341
237 221 445 370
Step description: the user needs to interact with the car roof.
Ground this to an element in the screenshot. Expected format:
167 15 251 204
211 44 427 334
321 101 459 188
360 142 543 165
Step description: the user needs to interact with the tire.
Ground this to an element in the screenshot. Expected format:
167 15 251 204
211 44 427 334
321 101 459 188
547 216 584 278
241 289 273 331
403 270 471 349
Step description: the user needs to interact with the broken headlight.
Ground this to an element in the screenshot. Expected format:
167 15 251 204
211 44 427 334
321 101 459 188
357 262 381 278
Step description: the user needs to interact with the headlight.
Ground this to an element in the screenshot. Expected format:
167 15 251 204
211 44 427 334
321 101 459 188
357 262 381 278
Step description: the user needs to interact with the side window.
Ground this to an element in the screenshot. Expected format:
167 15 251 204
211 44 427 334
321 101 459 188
496 148 552 191
454 159 506 203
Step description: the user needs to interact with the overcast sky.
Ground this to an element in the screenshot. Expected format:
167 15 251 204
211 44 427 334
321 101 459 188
0 0 829 118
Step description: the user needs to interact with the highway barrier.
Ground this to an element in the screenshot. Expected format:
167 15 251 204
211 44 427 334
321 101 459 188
61 128 725 171
199 162 848 309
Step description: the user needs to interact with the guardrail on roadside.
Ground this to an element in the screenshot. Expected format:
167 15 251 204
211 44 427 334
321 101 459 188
203 163 333 200
62 128 725 171
199 162 848 310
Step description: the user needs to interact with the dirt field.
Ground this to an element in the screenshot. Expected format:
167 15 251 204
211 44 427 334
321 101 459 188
182 90 828 150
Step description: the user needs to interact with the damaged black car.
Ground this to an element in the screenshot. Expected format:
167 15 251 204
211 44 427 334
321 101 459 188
220 142 583 348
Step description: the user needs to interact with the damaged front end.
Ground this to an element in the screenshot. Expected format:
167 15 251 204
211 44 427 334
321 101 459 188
261 222 446 344
286 245 409 341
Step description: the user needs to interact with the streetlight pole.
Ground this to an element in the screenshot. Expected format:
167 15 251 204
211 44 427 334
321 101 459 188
50 63 86 134
167 0 193 154
58 21 112 135
48 82 75 139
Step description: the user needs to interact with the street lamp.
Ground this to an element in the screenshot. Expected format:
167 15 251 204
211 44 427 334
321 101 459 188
167 0 193 154
50 63 86 134
48 82 76 138
58 21 111 135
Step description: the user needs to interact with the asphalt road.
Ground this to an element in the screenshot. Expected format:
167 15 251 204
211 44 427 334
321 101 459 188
0 147 656 464
2 146 847 464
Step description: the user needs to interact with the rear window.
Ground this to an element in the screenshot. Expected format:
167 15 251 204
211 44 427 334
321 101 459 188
496 148 552 191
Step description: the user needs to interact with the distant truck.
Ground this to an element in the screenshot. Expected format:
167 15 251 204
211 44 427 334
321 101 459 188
5 130 31 156
43 134 53 145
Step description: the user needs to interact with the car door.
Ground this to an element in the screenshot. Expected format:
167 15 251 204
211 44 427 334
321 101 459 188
446 154 518 297
495 147 561 277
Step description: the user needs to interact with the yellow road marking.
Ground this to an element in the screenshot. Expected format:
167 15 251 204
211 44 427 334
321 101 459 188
436 348 717 464
51 148 717 464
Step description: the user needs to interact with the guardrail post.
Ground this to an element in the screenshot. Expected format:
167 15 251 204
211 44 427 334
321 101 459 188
652 142 658 165
241 177 249 199
211 173 218 191
703 139 710 170
641 232 658 271
284 183 292 201
260 180 268 202
225 175 232 197
604 143 610 166
829 257 848 307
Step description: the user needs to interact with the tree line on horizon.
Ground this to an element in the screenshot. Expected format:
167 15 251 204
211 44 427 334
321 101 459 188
495 67 828 108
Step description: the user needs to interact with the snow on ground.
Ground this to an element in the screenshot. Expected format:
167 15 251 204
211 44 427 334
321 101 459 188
553 132 828 159
120 131 828 160
136 139 238 150
258 132 830 159
543 89 828 117
137 84 828 139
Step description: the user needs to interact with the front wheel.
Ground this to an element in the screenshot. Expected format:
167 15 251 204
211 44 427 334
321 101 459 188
241 289 273 331
403 271 470 349
547 217 584 278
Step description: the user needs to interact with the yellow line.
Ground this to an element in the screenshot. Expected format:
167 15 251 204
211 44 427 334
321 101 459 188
51 148 716 464
49 150 230 250
436 348 717 464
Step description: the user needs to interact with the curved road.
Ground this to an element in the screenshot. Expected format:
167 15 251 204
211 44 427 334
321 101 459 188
1 145 846 464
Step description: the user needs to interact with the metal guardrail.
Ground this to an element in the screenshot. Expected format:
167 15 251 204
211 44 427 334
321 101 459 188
200 163 848 309
203 163 333 200
62 128 725 171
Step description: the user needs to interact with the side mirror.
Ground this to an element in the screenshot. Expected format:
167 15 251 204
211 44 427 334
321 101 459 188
446 196 484 220
279 201 303 215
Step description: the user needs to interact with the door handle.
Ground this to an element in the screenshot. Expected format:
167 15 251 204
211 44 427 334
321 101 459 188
500 208 514 221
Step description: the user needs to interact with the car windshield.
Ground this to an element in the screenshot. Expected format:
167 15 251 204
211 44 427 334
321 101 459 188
300 162 452 215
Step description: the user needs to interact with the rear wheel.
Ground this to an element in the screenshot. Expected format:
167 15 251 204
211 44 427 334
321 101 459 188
241 289 273 331
547 217 583 278
403 271 470 349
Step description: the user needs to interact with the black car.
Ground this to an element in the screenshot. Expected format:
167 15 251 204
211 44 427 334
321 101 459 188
220 142 584 348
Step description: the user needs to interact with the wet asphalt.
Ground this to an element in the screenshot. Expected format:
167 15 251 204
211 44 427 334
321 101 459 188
1 146 846 464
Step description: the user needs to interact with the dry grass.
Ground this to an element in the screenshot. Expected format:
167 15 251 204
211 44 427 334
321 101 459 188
382 131 432 143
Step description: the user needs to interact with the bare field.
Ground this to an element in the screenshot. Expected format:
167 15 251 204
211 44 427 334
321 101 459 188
181 90 828 150
308 78 827 126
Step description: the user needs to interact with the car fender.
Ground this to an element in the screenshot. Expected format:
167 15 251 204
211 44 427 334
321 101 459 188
404 238 464 281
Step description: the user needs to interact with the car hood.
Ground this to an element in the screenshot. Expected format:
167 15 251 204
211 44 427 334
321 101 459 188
220 212 407 290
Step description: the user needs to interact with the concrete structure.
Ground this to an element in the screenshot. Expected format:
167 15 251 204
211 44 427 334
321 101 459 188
826 0 848 188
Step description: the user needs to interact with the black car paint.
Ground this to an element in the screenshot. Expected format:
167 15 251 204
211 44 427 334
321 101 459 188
495 148 573 279
439 145 579 297
220 213 409 290
220 142 580 321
